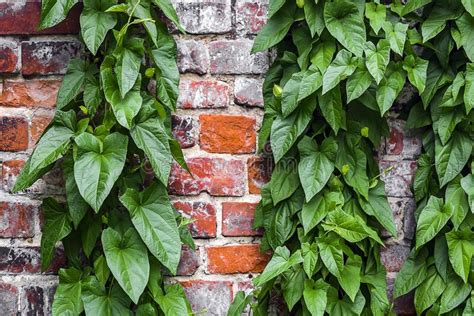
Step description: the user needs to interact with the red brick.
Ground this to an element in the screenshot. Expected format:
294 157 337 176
173 201 216 238
0 79 61 108
21 41 82 75
0 201 37 238
0 116 29 151
178 79 229 109
247 156 272 194
171 115 196 148
0 282 18 315
169 157 245 196
31 112 54 145
1 160 25 192
235 0 268 35
383 119 422 159
0 247 65 274
181 280 233 315
0 39 20 73
200 114 256 154
380 244 411 272
222 202 262 237
177 246 200 276
206 244 270 274
21 285 53 315
0 2 80 35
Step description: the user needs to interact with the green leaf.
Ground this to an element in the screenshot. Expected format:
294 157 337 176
365 3 386 34
102 227 149 304
12 156 53 193
270 162 300 204
74 132 128 212
324 0 366 57
39 0 79 30
30 126 74 172
318 86 346 134
403 55 428 93
434 236 449 281
338 255 362 302
365 40 390 84
281 68 323 117
456 13 474 61
282 268 305 311
415 196 453 249
318 235 344 278
271 94 317 162
303 279 329 316
298 137 337 201
41 198 72 271
414 268 446 314
56 59 87 109
301 242 318 278
53 268 83 315
382 22 408 56
304 0 325 37
120 183 181 274
79 213 102 257
393 248 428 298
310 41 336 74
346 64 372 102
446 229 474 283
62 155 89 229
101 57 143 129
80 0 117 55
301 194 327 235
151 0 184 32
253 247 303 286
322 50 357 94
252 2 295 53
406 102 432 129
228 291 253 316
439 274 472 313
422 4 462 42
130 111 172 186
376 65 406 116
94 255 110 286
460 174 474 212
445 178 469 229
326 287 366 315
435 133 473 187
156 284 191 315
421 60 450 107
81 276 131 316
114 38 144 98
462 0 474 15
129 0 158 48
464 63 474 113
413 153 433 202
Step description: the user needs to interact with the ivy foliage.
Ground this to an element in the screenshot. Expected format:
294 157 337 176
14 0 194 315
229 0 473 315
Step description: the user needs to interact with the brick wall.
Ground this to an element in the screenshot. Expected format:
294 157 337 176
0 0 418 314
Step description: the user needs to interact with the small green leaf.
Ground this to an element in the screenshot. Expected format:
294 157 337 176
346 64 372 102
337 255 362 301
39 0 79 30
439 273 472 313
322 50 357 94
253 247 303 286
403 55 429 93
303 279 328 316
365 40 390 84
56 59 87 109
365 3 386 34
114 38 144 98
80 0 117 55
81 276 131 315
414 268 446 314
383 22 408 56
435 133 472 187
415 196 453 249
318 86 346 134
318 235 344 278
393 248 428 298
445 229 474 283
52 268 83 315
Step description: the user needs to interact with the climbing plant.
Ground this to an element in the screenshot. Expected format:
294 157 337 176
14 0 194 315
229 0 473 315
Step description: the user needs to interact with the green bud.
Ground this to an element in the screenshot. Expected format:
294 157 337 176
341 164 350 175
145 67 155 78
296 0 304 8
328 175 344 191
79 105 88 115
369 178 378 189
273 84 283 97
361 127 369 138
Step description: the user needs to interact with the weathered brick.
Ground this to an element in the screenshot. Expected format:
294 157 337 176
379 160 417 198
0 39 20 73
382 197 416 240
181 280 233 315
169 157 246 196
222 202 262 237
21 285 50 316
0 247 65 274
0 282 18 316
0 79 61 108
206 244 270 274
0 116 29 151
235 0 268 35
209 40 269 74
0 201 37 238
387 276 416 315
234 77 264 107
177 246 200 276
247 156 272 194
171 115 196 148
178 79 229 109
173 0 232 34
200 114 256 154
177 40 209 75
173 201 217 238
0 2 80 35
31 112 54 145
382 119 422 159
380 244 411 272
21 40 82 75
403 199 417 241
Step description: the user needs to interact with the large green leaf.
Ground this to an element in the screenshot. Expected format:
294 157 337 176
282 268 305 311
318 235 344 278
81 276 131 316
30 126 74 172
338 255 362 302
56 59 87 109
297 137 337 202
281 68 323 117
365 3 386 34
414 268 446 314
462 0 474 15
80 0 117 55
102 227 149 304
416 196 453 249
346 64 372 102
382 22 408 56
301 194 327 235
456 13 474 61
376 65 406 116
445 178 469 229
322 50 357 94
39 0 79 29
303 279 328 316
270 161 300 204
41 198 72 271
435 133 472 187
311 41 336 74
422 4 462 42
304 0 325 37
52 268 83 315
393 249 429 298
324 0 366 57
120 183 181 274
253 247 303 286
439 274 472 313
445 229 474 283
326 287 366 315
101 57 143 129
318 86 346 134
114 38 144 98
365 40 390 84
403 55 429 93
74 132 128 212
